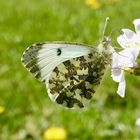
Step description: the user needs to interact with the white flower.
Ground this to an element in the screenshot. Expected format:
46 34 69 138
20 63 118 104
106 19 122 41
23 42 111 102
111 19 140 97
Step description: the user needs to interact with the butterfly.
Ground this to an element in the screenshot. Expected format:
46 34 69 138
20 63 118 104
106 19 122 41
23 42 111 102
21 18 112 108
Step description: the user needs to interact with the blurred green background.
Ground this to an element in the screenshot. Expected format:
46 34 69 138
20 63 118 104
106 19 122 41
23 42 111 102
0 0 140 139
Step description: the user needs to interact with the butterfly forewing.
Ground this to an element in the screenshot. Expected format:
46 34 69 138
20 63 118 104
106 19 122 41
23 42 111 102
21 42 92 82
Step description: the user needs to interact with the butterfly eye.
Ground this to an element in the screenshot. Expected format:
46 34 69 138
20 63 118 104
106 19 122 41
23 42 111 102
57 48 62 56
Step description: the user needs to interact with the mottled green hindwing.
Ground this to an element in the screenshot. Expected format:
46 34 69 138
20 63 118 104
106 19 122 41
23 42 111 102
47 51 108 108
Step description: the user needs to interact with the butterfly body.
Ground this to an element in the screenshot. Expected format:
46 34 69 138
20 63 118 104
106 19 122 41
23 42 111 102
21 41 112 108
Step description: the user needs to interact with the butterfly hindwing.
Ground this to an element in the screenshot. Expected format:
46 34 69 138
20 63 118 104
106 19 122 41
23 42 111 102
47 52 107 108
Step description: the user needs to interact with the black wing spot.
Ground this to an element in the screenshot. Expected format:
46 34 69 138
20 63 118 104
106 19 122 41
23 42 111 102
57 48 61 56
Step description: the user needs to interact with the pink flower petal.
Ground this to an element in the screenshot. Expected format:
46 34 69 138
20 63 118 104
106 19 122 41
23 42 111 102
111 69 122 82
117 77 126 98
122 29 136 40
117 35 127 48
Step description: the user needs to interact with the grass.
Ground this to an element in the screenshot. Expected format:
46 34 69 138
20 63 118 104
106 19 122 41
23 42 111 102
0 0 140 139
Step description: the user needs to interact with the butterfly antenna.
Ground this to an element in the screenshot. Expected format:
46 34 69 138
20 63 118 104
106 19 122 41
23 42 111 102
102 17 110 40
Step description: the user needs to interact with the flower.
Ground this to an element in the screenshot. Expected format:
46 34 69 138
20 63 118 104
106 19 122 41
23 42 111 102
0 106 5 114
111 19 140 97
85 0 102 10
44 127 67 140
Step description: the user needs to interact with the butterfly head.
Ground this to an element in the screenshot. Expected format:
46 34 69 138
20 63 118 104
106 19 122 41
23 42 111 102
98 17 113 54
98 36 112 55
101 17 111 47
97 17 114 66
101 36 111 49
